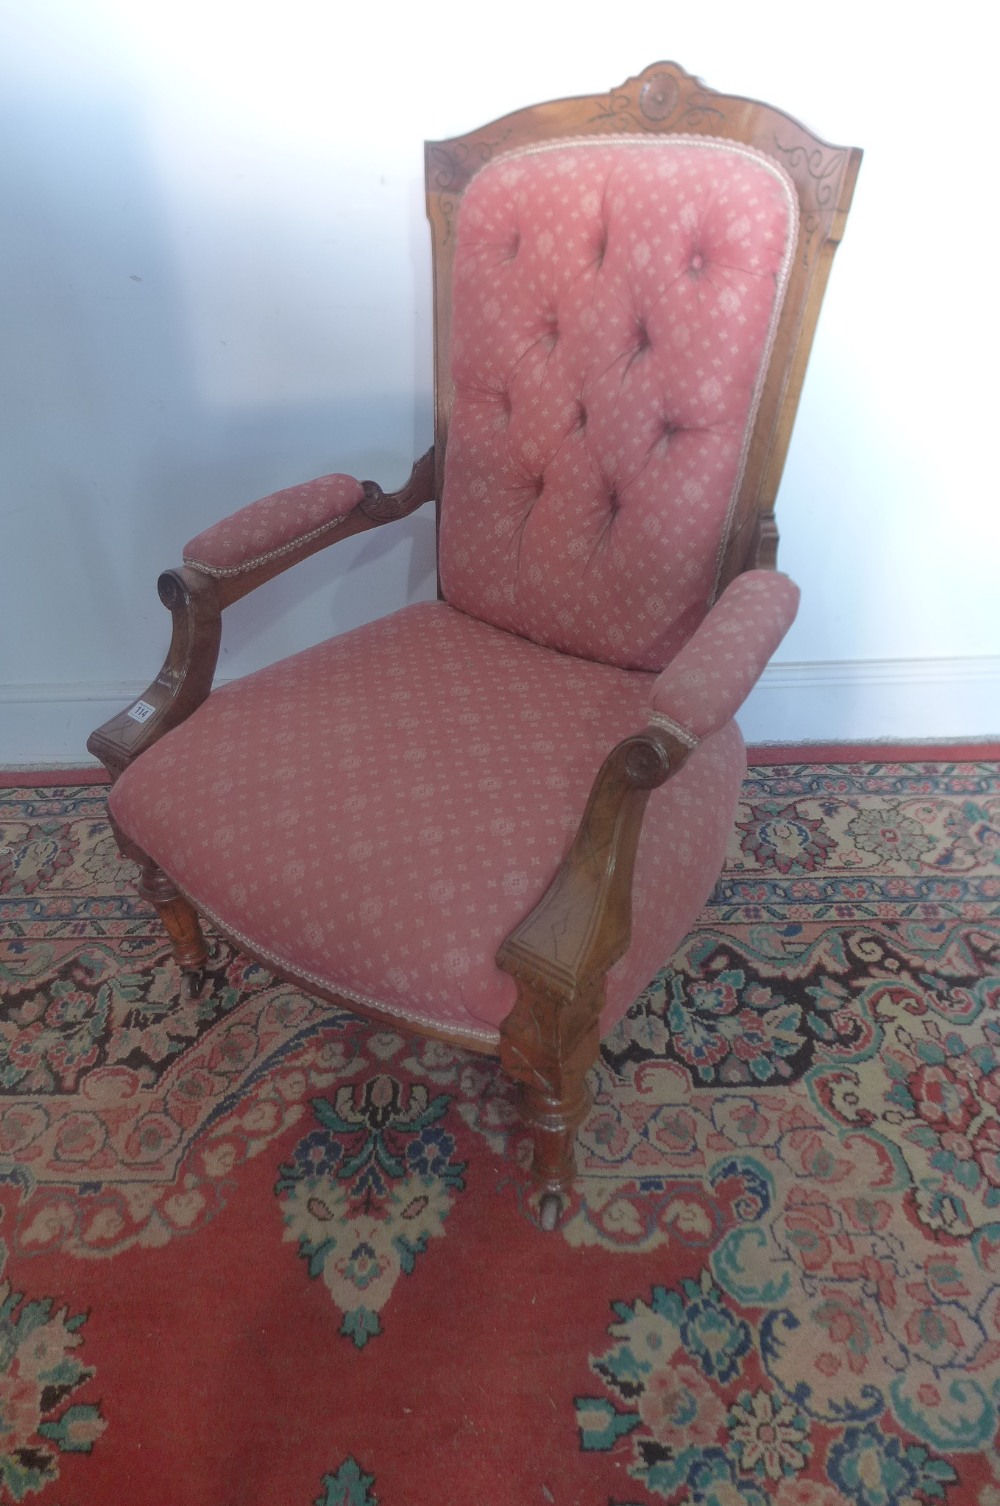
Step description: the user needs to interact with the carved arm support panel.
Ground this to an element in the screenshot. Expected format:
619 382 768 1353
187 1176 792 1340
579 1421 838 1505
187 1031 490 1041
87 566 223 783
649 569 800 748
87 449 436 780
496 725 690 1103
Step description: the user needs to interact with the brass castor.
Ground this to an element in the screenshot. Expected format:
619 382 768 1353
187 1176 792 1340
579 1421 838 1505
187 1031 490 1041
181 967 206 1001
539 1192 562 1232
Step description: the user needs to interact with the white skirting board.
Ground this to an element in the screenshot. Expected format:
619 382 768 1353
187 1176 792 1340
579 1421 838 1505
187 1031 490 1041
735 656 1000 746
1 657 999 767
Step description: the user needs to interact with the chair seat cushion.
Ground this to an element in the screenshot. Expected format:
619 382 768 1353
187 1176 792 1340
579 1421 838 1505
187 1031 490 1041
110 602 745 1044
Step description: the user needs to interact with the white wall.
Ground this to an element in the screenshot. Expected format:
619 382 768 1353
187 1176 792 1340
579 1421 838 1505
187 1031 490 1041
1 0 997 763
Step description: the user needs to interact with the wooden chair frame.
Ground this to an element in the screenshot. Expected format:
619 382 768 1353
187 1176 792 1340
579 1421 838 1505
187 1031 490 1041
89 64 860 1225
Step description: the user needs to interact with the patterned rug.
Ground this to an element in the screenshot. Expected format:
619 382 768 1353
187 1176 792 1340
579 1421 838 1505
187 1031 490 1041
1 759 998 1505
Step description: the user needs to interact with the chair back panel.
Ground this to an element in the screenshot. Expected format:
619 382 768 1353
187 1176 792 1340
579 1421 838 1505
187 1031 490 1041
438 136 797 670
427 64 862 637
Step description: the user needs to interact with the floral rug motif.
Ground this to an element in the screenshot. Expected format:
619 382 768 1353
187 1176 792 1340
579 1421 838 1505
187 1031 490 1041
0 1259 105 1502
0 762 998 1505
577 1269 960 1504
314 1458 378 1506
276 1074 465 1347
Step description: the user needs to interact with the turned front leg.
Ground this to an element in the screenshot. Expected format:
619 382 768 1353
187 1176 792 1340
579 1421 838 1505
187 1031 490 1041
496 729 680 1223
500 982 601 1198
138 859 209 976
517 1066 593 1194
107 812 209 979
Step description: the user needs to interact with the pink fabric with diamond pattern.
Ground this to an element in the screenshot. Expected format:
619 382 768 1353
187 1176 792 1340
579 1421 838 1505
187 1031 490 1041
110 602 745 1042
650 570 800 745
439 137 798 670
184 473 364 576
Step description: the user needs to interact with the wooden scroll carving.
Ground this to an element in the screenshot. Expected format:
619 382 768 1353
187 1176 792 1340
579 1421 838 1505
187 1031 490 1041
87 566 222 784
359 447 435 524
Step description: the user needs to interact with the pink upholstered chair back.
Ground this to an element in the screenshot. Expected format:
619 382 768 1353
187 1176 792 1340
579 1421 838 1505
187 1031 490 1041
438 137 798 671
426 65 862 658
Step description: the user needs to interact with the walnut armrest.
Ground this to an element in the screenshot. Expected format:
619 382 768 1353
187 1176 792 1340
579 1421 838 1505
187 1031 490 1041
497 724 690 1090
87 450 435 781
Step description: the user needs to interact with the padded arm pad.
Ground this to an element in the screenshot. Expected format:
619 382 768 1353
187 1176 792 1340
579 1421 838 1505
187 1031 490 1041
649 570 800 746
182 473 365 576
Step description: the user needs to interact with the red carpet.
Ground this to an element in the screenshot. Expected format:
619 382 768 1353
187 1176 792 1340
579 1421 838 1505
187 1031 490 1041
1 756 998 1504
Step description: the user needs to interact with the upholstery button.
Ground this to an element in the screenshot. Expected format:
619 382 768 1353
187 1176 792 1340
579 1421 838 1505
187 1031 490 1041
690 251 705 272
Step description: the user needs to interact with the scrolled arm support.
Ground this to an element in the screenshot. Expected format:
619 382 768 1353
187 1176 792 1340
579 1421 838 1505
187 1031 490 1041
358 447 436 524
498 726 686 1006
496 724 690 1195
87 566 222 782
496 722 692 1192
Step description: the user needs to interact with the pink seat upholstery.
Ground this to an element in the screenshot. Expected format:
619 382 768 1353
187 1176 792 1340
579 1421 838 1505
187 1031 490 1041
110 602 745 1043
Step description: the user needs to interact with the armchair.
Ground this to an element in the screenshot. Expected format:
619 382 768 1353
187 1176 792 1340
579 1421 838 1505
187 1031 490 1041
89 64 860 1227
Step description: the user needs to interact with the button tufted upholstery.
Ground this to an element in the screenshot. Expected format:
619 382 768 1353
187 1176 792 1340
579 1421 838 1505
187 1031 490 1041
109 602 745 1043
440 137 798 670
